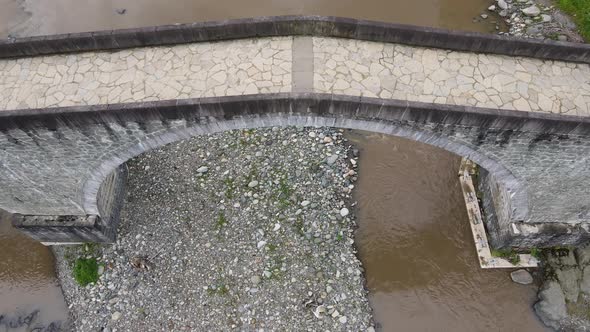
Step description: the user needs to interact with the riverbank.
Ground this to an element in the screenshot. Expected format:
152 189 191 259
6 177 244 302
487 0 585 42
53 127 373 331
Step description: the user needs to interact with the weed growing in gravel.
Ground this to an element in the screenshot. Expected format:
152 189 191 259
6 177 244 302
244 166 259 187
294 216 305 236
215 212 228 231
223 177 236 199
207 284 229 296
277 177 294 208
73 257 100 286
267 243 278 252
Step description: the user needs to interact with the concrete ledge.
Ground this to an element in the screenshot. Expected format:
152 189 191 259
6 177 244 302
11 214 111 243
0 16 589 63
1 93 589 135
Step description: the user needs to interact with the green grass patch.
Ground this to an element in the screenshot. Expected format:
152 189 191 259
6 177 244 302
557 0 590 41
277 177 294 208
530 247 541 259
73 257 99 286
491 248 521 265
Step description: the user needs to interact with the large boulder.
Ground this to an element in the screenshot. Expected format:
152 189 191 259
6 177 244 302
575 245 590 266
580 266 590 295
511 269 533 285
548 250 578 267
555 268 581 302
534 281 568 330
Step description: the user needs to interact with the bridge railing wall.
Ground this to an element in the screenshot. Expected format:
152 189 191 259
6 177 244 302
0 16 589 63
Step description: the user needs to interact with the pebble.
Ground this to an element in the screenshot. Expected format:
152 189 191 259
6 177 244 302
301 200 311 207
248 180 259 188
497 0 508 10
197 166 208 173
111 312 122 321
340 208 350 217
251 275 261 285
326 154 339 165
488 5 496 11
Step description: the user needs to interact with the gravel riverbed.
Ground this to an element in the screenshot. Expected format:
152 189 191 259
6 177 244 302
53 127 374 331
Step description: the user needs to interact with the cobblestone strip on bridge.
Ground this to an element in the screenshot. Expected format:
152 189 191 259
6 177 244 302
313 37 590 116
0 35 590 115
0 37 292 110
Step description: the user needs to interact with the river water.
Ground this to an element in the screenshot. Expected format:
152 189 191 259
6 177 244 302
347 131 548 331
0 1 543 331
0 211 69 331
0 0 505 38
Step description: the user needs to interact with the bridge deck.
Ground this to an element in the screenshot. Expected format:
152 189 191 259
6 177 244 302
0 36 589 115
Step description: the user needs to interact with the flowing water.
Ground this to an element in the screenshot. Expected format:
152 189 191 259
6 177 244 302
0 0 505 39
347 131 548 331
0 1 543 331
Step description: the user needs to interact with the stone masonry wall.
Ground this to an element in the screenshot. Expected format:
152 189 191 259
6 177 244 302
1 95 590 246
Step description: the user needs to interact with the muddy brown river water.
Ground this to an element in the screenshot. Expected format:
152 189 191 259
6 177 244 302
347 131 548 331
0 1 543 331
0 211 69 331
0 0 504 38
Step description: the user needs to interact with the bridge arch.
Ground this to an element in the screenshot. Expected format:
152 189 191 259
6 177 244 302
83 111 526 219
3 93 590 248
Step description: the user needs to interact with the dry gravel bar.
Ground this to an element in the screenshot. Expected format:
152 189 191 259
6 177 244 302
53 126 374 331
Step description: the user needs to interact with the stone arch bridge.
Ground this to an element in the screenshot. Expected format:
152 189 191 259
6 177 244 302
1 16 590 248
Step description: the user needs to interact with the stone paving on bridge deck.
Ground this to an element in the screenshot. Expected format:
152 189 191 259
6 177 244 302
314 38 590 116
0 36 589 116
0 37 292 110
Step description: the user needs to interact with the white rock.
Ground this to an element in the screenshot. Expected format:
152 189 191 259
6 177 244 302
340 208 349 217
111 312 122 321
488 5 496 11
339 316 348 324
196 166 208 173
257 240 266 249
522 5 541 17
248 180 258 188
273 223 281 231
301 200 311 207
541 14 552 22
497 0 508 10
